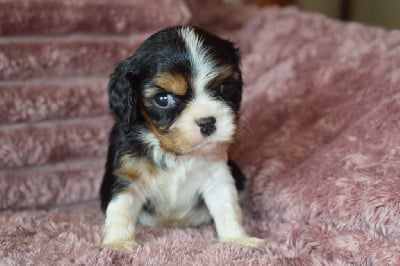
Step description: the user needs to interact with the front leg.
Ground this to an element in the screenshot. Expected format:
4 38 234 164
102 190 145 252
202 166 264 247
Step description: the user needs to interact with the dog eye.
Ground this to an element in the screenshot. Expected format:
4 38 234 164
153 93 176 108
219 81 237 99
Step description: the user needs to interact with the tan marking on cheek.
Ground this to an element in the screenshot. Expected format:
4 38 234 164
154 72 187 96
140 108 177 153
140 104 170 132
167 127 194 154
150 126 193 155
140 105 194 155
156 105 200 155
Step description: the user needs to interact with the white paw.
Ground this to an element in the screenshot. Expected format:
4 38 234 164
102 239 139 253
222 236 265 247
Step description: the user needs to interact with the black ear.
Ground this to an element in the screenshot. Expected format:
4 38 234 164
108 62 137 131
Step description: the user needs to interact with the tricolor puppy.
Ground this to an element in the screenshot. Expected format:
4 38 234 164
100 25 263 252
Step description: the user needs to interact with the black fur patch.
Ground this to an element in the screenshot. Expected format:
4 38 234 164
228 159 246 191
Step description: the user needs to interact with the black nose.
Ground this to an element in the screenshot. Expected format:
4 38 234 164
196 116 216 136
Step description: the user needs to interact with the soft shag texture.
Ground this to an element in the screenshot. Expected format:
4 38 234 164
0 0 190 36
1 1 400 265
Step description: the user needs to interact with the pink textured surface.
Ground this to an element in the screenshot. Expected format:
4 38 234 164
0 78 108 124
0 36 146 80
1 3 400 265
0 116 112 169
0 0 190 36
0 160 104 210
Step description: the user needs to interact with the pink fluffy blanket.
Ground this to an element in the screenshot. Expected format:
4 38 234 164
1 1 400 265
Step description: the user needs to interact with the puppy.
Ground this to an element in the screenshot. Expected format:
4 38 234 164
100 25 263 252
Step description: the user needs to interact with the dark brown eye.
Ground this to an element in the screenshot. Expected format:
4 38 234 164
219 81 237 99
153 93 176 108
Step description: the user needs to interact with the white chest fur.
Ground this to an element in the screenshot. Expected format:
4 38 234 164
136 153 229 227
103 149 263 251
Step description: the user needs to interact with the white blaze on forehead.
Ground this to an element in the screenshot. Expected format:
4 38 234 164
178 26 223 95
170 27 237 153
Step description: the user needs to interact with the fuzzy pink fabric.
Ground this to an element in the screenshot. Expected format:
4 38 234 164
0 0 190 36
1 1 400 265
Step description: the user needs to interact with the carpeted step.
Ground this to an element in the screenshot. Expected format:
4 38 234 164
0 35 146 81
0 0 190 36
0 78 109 125
0 115 113 170
0 157 105 210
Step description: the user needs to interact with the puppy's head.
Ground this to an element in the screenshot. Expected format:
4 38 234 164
109 26 242 155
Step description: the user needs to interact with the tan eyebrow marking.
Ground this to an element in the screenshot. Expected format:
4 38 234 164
208 65 240 88
154 72 188 96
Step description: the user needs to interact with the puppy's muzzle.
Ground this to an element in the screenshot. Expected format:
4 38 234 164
196 116 216 137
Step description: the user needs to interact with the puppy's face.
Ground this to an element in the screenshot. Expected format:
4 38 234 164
109 26 242 155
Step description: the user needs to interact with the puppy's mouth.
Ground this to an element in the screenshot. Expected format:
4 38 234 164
184 139 231 155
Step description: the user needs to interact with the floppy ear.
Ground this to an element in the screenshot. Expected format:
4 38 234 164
108 62 138 131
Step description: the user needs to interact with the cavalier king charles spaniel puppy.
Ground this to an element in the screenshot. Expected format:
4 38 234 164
100 25 264 252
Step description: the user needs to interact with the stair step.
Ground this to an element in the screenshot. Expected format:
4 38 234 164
0 0 190 36
0 157 105 210
0 115 113 169
0 35 147 81
0 77 110 125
